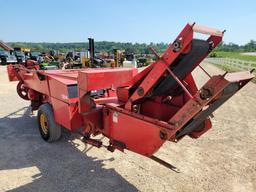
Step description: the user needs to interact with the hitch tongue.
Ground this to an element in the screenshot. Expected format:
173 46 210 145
150 155 180 173
83 137 102 148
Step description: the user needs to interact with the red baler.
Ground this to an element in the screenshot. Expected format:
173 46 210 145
7 23 254 171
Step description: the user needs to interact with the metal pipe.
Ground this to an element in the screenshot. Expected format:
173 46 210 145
199 65 211 78
165 67 193 99
88 38 95 66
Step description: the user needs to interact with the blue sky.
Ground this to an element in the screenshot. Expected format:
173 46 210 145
1 0 255 45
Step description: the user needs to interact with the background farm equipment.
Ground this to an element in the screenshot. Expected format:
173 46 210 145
7 23 254 170
0 50 9 65
0 40 16 65
13 47 29 63
136 54 154 67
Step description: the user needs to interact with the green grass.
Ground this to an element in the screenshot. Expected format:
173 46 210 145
212 51 256 61
208 51 256 83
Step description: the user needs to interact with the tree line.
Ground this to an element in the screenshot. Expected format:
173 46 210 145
7 41 169 54
215 40 256 52
7 40 256 54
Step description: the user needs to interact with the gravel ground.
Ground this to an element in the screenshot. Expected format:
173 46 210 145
0 63 255 192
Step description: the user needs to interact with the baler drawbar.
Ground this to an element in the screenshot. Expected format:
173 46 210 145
7 23 254 171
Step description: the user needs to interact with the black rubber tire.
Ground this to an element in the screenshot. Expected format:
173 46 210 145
37 103 62 142
1 58 7 65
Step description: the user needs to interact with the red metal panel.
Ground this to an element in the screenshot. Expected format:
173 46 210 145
6 65 18 81
48 75 77 103
51 97 83 130
140 99 179 122
78 68 137 92
103 108 166 156
116 87 129 102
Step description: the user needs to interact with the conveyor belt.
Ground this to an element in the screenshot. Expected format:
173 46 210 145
152 39 210 96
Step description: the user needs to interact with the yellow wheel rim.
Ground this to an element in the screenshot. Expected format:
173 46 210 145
40 113 48 135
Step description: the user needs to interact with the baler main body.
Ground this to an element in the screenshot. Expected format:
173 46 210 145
7 23 254 167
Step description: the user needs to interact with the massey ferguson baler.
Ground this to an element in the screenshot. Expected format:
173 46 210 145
7 23 254 170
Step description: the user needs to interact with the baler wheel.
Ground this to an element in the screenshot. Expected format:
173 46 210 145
37 103 62 142
17 81 29 100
